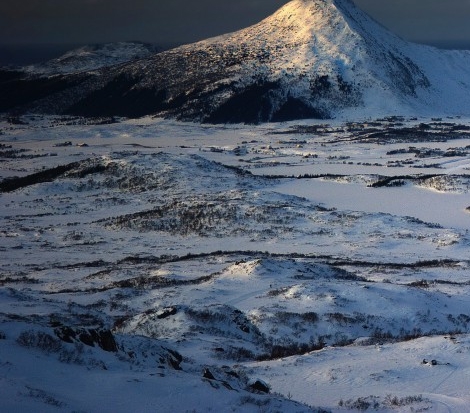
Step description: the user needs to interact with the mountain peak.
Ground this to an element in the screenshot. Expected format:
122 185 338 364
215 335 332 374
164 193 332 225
2 0 470 122
210 0 363 51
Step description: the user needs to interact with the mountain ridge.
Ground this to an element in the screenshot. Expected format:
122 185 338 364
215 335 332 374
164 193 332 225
22 42 160 75
2 0 470 122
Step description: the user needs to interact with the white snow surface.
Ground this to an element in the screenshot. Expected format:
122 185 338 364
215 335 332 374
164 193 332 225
3 3 470 409
1 113 470 412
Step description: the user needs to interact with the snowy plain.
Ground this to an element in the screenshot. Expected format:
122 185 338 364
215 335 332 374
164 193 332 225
1 114 470 412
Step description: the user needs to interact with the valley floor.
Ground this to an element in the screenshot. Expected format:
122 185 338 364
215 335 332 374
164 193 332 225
1 114 470 412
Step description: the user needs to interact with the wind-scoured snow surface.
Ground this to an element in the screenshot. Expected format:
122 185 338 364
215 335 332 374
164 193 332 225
1 114 470 412
2 0 470 121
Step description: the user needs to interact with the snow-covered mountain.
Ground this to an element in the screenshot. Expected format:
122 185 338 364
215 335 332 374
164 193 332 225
2 0 470 122
23 42 160 75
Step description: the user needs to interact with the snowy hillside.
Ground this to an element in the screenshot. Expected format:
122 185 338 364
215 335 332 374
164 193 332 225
2 0 470 122
22 42 160 75
1 113 470 411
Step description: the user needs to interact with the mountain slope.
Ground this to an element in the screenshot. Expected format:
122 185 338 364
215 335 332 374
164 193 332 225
2 0 470 122
23 42 160 75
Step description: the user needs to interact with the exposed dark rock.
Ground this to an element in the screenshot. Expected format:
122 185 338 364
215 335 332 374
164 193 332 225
203 368 216 380
248 379 270 394
156 307 178 319
221 381 234 390
54 327 117 352
90 329 118 352
225 370 240 379
55 326 76 344
232 310 251 333
164 347 183 370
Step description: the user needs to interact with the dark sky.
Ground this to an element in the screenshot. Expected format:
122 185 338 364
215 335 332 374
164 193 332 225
1 0 470 49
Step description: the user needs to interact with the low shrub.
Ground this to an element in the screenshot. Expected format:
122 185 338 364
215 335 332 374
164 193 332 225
17 330 62 354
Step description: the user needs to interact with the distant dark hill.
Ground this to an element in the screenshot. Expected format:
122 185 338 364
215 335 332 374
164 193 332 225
22 42 160 75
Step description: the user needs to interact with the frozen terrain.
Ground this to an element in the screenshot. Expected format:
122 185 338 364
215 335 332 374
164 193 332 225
1 114 470 412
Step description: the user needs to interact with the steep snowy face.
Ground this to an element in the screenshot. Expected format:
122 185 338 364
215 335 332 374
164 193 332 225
165 0 433 120
206 0 430 99
222 0 365 67
214 0 358 80
193 0 363 82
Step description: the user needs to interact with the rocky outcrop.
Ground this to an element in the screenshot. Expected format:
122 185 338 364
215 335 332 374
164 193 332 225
55 326 118 352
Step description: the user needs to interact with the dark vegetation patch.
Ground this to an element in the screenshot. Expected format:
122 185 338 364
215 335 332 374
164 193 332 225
186 307 259 337
271 97 328 122
0 158 106 192
408 279 431 289
0 69 25 83
42 251 463 296
202 75 354 124
109 272 214 290
0 275 39 286
275 311 319 324
280 120 470 144
17 330 63 353
339 394 427 411
0 161 82 192
0 71 89 113
256 173 346 181
23 386 65 408
258 339 326 361
368 174 444 188
67 74 170 118
361 326 466 345
387 146 470 158
326 312 361 325
100 195 305 237
58 251 462 276
57 259 109 270
0 148 31 159
267 286 290 297
203 81 280 124
103 200 239 235
133 253 459 271
356 123 470 144
271 123 335 135
50 269 216 294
